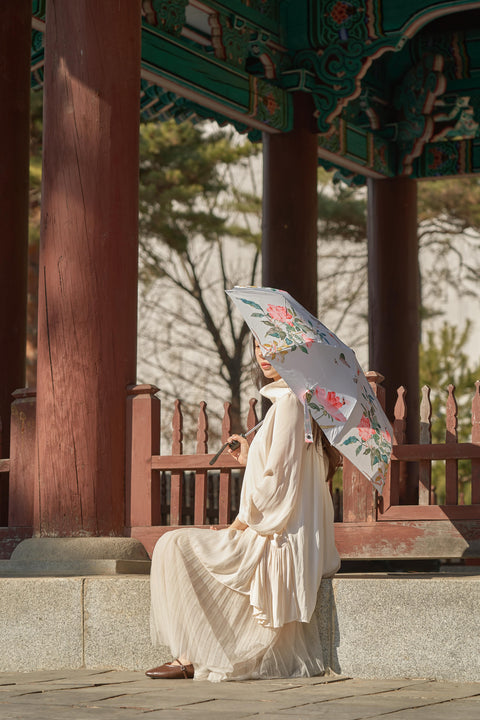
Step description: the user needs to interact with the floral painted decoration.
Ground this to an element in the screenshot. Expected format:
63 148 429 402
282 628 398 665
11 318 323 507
305 387 348 425
339 383 391 492
240 298 336 360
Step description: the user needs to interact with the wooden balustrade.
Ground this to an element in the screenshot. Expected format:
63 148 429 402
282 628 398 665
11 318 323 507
379 380 480 521
1 376 480 560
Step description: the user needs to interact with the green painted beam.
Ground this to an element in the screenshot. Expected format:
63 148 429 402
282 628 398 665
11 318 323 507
414 137 480 177
317 118 395 182
141 22 292 132
204 0 280 36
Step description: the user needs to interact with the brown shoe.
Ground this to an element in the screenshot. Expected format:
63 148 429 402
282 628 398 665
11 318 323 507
146 661 194 679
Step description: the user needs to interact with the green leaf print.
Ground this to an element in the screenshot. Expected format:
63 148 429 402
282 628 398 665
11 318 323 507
240 299 263 311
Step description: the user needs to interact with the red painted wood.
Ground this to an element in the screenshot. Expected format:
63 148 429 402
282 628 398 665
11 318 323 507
472 381 480 504
342 459 376 523
247 398 258 437
334 519 480 559
129 519 480 560
387 387 407 507
8 389 36 528
445 384 458 505
170 400 184 526
262 93 318 314
218 402 232 523
418 385 432 506
36 0 142 535
172 400 183 455
0 0 31 524
152 454 242 471
221 402 232 443
342 371 384 523
125 385 161 528
367 177 419 447
218 471 231 525
378 504 480 521
391 444 480 461
194 402 208 525
0 527 33 560
196 402 208 454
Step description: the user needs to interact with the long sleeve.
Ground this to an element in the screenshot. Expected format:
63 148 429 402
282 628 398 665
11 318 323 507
239 391 306 536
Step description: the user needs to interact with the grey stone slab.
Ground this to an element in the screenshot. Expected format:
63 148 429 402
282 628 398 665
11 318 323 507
0 559 151 576
83 576 168 671
140 701 261 719
330 575 480 682
0 701 145 719
257 678 427 706
5 683 148 707
99 692 237 712
0 669 116 687
0 577 83 672
271 683 480 719
385 696 480 720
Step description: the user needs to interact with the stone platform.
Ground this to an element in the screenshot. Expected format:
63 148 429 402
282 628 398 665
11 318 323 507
0 573 479 681
1 670 479 720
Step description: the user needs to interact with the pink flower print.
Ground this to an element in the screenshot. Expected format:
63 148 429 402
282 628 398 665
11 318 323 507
315 388 347 422
381 428 391 443
267 304 294 326
358 414 375 441
301 333 314 348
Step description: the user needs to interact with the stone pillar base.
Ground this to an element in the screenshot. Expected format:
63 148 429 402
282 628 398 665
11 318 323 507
0 537 150 576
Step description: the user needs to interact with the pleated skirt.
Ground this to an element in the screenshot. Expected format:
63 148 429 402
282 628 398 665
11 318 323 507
150 527 325 682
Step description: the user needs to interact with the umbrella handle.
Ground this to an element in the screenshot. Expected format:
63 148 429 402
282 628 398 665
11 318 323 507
209 439 240 466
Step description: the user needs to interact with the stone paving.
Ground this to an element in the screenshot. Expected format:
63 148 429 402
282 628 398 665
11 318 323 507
0 670 479 720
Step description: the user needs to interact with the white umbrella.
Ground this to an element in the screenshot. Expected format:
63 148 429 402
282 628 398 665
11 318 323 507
227 286 392 494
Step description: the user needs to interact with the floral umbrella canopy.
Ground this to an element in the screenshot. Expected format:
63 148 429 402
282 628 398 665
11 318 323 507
227 286 393 494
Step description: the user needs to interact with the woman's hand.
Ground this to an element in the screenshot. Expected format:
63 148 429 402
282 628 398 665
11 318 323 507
229 517 248 531
227 434 249 466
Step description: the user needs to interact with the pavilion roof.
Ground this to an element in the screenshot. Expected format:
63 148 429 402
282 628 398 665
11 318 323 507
31 0 480 183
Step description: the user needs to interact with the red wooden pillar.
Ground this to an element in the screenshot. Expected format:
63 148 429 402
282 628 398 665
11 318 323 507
367 177 420 446
262 93 318 315
35 0 142 535
0 1 31 522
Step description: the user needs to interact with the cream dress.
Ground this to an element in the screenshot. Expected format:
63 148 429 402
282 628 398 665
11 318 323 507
150 379 340 682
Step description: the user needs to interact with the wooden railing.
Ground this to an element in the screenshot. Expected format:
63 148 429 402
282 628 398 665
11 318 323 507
125 376 480 559
378 380 480 520
1 376 480 560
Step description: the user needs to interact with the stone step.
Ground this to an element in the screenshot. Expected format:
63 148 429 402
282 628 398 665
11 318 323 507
0 573 479 681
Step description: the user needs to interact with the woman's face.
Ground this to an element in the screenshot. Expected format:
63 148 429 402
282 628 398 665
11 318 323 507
254 341 281 381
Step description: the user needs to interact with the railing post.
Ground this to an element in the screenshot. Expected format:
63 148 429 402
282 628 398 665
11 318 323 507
445 384 458 505
472 381 480 504
8 388 36 528
125 384 161 528
418 385 432 505
342 371 383 523
194 402 208 525
391 386 407 506
0 414 6 526
219 402 232 525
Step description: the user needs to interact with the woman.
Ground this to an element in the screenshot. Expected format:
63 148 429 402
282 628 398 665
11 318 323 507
146 341 341 682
